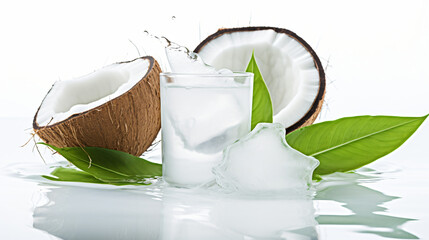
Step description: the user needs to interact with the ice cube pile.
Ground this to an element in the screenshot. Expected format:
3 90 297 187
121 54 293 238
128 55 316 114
213 123 319 192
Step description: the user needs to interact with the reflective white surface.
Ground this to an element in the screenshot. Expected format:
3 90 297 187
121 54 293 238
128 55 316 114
1 117 429 239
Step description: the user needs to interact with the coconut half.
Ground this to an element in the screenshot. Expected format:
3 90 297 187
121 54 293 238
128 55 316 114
195 27 325 132
33 56 161 156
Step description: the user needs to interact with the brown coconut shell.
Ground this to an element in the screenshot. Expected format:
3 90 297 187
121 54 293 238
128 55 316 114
33 56 161 156
194 26 326 133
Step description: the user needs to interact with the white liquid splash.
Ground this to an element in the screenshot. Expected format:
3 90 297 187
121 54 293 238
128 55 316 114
141 30 232 74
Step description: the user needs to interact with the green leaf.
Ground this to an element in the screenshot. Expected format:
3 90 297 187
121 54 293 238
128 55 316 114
40 143 162 183
43 167 106 184
42 167 149 185
286 115 428 175
246 52 273 130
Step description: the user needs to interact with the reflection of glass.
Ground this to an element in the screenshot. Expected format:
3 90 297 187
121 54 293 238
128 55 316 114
315 172 418 239
32 168 419 239
160 73 253 188
159 188 317 240
33 185 317 240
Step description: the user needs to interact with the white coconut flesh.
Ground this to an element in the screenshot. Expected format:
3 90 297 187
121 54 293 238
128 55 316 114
196 29 322 129
36 59 150 127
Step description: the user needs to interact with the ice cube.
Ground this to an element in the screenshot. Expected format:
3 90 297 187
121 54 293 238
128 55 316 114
166 89 247 153
213 123 319 192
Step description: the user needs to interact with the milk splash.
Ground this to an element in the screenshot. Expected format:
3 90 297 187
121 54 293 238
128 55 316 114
142 30 232 74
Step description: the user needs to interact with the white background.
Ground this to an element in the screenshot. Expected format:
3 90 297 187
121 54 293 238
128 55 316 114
1 0 428 120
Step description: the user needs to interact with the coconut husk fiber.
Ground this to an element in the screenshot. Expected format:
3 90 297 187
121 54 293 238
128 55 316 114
33 56 161 156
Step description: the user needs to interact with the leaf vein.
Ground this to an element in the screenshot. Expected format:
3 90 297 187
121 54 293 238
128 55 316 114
62 151 131 177
309 118 420 157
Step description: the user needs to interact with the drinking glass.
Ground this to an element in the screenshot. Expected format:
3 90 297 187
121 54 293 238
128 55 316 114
160 72 253 187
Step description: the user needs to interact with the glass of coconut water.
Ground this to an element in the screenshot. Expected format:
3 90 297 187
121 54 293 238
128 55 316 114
160 72 253 188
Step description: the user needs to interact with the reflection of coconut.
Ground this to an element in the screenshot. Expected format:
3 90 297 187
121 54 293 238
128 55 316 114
33 186 162 239
33 56 161 156
195 27 326 132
